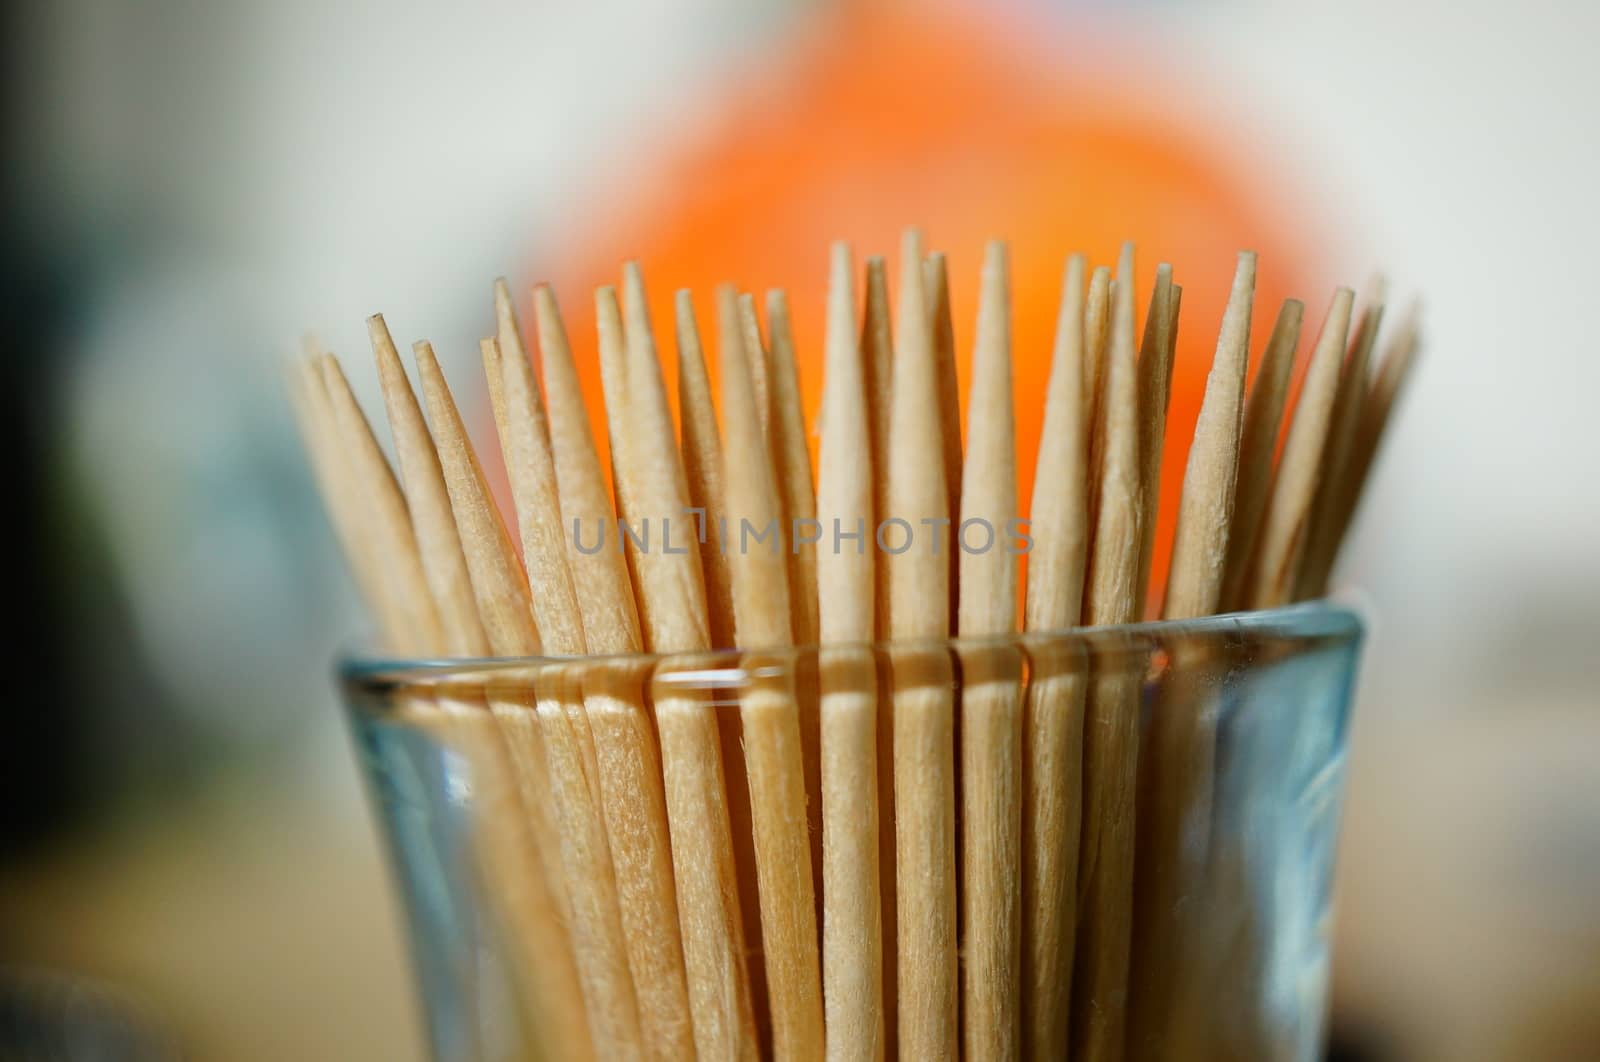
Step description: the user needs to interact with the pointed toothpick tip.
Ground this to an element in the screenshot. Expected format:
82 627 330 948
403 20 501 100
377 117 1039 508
900 227 926 263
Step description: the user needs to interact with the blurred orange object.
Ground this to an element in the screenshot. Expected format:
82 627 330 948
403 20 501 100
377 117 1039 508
536 1 1316 611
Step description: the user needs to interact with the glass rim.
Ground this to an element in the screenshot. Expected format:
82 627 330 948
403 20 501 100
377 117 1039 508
338 599 1363 688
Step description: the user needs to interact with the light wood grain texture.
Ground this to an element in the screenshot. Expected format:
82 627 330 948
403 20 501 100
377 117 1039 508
676 291 738 649
487 278 530 451
1073 242 1143 1062
1024 254 1091 637
816 241 885 1061
535 285 643 654
650 653 763 1062
475 326 610 1059
285 355 396 646
292 345 437 654
1244 289 1355 608
616 263 759 1060
718 287 824 1060
860 257 895 642
735 285 826 919
1126 651 1215 1062
367 320 593 1059
318 353 444 654
1127 251 1254 1062
885 228 958 1058
1082 265 1113 440
1082 265 1115 551
1219 300 1305 612
615 268 706 647
495 278 540 395
489 304 616 829
421 345 593 1032
765 289 821 647
1020 253 1090 1058
886 227 952 637
1163 251 1256 619
478 332 511 475
816 246 876 645
596 284 635 532
857 256 899 1058
411 338 644 1058
1081 244 1145 626
441 694 597 1062
925 252 964 624
763 287 828 949
738 294 774 453
950 260 1018 578
409 342 534 656
710 284 773 1044
413 338 631 1043
956 241 1023 1060
529 667 648 1062
1320 299 1422 572
299 352 584 1060
487 328 587 656
1134 265 1177 618
1297 289 1386 598
371 318 495 654
556 285 694 1062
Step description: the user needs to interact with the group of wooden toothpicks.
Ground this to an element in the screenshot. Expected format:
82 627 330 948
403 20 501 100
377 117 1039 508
288 230 1418 1060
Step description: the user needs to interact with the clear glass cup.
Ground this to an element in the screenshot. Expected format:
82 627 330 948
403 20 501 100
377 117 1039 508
341 601 1362 1061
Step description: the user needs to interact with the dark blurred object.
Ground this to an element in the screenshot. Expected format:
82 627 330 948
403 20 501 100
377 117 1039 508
0 967 177 1061
0 0 240 864
0 0 85 859
1327 1020 1397 1062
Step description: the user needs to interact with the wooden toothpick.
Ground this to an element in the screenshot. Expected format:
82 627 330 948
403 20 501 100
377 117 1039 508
1073 241 1143 1062
926 252 965 623
1320 299 1422 573
367 318 594 1059
285 354 396 646
1245 288 1356 608
859 255 901 1055
614 263 758 1058
318 352 444 654
861 257 895 642
956 241 1023 1060
413 337 643 1057
765 289 821 647
1082 265 1113 439
1134 264 1177 617
1127 250 1253 1062
1163 251 1256 620
675 291 738 649
1020 253 1090 1059
1219 299 1305 612
718 280 824 1059
816 241 885 1060
368 316 487 650
886 228 958 1058
738 294 774 452
1296 288 1387 598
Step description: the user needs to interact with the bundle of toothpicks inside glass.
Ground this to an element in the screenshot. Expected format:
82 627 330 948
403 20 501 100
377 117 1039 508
288 231 1417 1060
